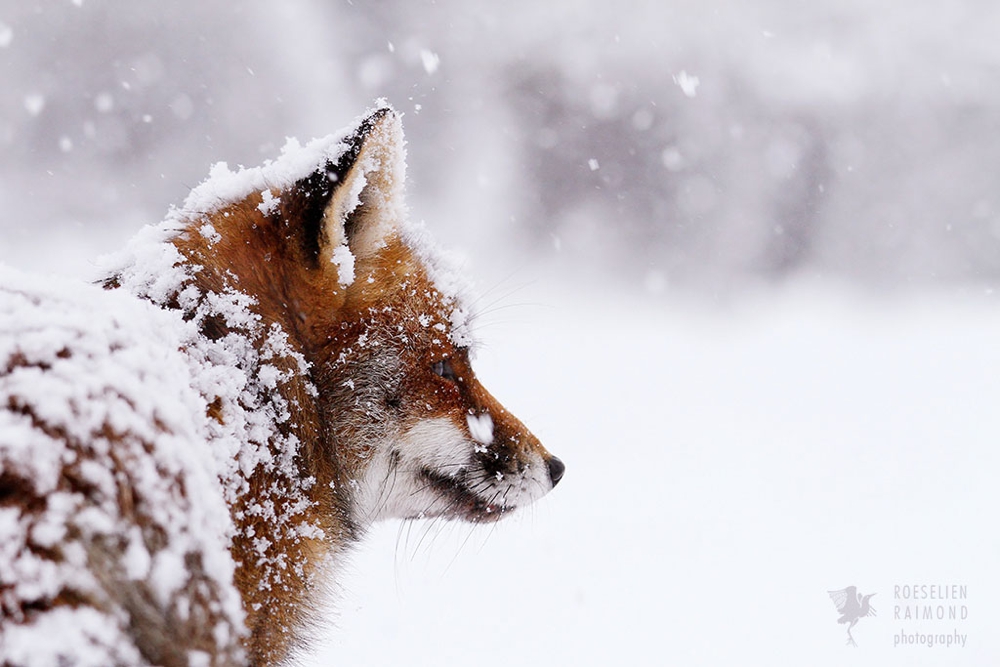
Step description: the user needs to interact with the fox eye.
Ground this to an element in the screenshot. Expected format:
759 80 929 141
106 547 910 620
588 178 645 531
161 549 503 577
431 358 458 383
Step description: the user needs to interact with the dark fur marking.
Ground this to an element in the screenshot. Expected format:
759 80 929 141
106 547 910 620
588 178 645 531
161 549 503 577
0 473 34 508
200 313 230 342
477 441 516 481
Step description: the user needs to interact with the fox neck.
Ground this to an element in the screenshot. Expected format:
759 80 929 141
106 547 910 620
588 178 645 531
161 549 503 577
168 198 363 664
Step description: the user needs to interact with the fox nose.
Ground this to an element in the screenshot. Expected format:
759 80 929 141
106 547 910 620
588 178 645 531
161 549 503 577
546 456 565 487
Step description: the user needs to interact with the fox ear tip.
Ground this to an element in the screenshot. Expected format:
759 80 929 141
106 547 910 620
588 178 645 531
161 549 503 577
354 101 402 144
370 98 397 118
341 100 406 175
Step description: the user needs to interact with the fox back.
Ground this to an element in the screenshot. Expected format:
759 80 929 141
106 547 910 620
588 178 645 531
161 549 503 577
0 107 563 666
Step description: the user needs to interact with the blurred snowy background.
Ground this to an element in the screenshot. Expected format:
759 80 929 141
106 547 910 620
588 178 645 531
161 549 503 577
4 0 1000 290
2 1 999 665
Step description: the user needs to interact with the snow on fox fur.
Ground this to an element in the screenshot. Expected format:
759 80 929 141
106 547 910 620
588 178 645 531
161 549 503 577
0 106 564 666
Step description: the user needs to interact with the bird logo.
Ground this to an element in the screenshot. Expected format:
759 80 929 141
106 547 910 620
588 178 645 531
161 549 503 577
828 586 876 646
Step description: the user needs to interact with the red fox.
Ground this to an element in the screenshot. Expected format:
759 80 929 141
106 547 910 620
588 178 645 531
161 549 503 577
0 105 563 666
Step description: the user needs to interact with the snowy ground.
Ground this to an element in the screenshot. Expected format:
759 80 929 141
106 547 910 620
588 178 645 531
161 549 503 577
291 276 1000 666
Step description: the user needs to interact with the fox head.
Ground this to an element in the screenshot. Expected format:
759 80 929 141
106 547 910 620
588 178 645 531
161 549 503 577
171 106 563 531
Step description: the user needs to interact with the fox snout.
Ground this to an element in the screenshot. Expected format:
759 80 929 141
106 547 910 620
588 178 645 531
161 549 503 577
379 379 562 524
336 332 562 524
463 404 564 488
442 356 564 511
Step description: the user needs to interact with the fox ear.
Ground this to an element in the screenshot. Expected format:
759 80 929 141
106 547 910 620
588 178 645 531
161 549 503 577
284 106 406 275
321 107 407 271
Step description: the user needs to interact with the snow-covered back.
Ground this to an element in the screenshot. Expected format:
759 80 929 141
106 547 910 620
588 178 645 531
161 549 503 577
0 265 245 665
